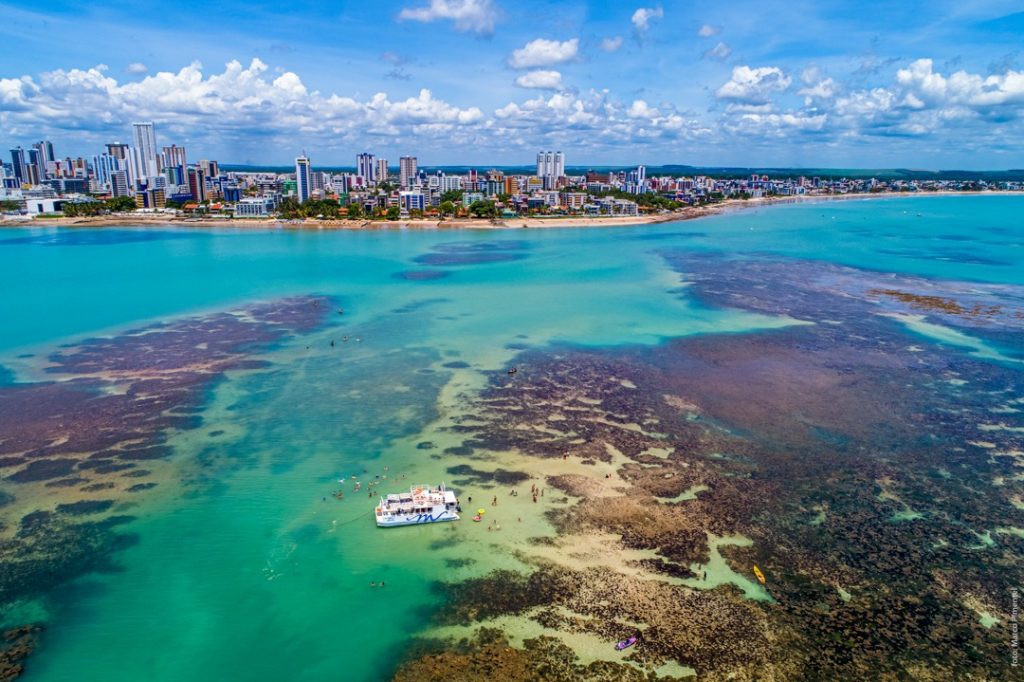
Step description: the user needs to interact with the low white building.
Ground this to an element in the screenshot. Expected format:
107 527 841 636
25 197 66 215
233 197 277 217
596 197 639 216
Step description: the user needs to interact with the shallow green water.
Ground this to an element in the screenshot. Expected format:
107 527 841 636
0 194 1022 681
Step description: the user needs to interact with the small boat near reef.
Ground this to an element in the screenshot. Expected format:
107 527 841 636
753 565 766 584
375 483 460 527
615 636 638 651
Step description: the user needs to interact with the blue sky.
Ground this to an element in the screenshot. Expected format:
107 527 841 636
1 0 1023 168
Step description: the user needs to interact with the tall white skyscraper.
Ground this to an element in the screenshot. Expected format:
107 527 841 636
131 122 159 178
535 151 565 180
295 156 312 202
356 153 376 184
399 156 418 188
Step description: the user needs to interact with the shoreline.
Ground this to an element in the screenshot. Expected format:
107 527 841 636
1 190 1018 231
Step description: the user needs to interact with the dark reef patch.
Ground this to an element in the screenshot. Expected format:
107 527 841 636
413 251 526 266
0 295 334 675
0 624 43 682
441 361 471 369
413 240 530 267
433 240 529 253
621 230 709 241
55 500 115 516
393 270 451 281
393 627 670 682
8 459 78 483
1 296 332 485
2 513 138 604
445 464 530 486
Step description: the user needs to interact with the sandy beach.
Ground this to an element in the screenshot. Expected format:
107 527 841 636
3 190 1016 231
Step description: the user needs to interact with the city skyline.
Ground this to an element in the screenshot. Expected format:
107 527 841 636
1 1 1023 168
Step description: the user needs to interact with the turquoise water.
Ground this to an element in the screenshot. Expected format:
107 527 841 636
0 194 1022 681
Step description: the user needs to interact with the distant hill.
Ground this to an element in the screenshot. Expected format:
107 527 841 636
219 164 1024 181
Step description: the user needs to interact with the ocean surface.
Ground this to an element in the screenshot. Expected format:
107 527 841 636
0 195 1022 680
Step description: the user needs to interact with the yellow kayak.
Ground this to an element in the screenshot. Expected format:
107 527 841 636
753 565 766 584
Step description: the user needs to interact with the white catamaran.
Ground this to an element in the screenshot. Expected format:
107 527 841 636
375 483 461 528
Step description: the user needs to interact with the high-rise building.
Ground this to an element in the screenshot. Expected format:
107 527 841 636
375 158 389 184
111 170 130 198
30 143 52 179
162 145 187 171
356 153 376 185
9 148 26 184
106 143 130 160
131 122 159 178
39 140 55 164
625 165 647 194
536 151 565 183
26 148 43 184
199 159 219 178
92 153 120 188
295 156 312 203
187 166 207 202
399 156 418 189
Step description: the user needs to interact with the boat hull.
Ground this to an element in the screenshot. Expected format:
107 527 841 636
376 511 460 528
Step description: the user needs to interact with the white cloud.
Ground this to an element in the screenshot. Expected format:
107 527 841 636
627 100 658 118
798 78 837 105
126 63 148 75
720 58 1024 143
895 58 1024 109
600 36 624 53
397 0 497 35
724 111 828 137
703 42 731 62
0 59 486 151
715 65 792 104
631 7 663 33
508 38 579 69
6 54 1024 162
697 24 721 38
491 89 703 148
514 70 562 90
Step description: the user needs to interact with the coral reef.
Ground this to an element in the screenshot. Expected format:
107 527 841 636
397 254 1023 680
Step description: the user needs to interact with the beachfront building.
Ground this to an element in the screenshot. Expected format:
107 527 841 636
134 187 166 209
234 197 278 217
596 197 639 215
295 155 312 203
399 191 426 212
562 192 587 210
400 156 418 189
375 158 389 184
